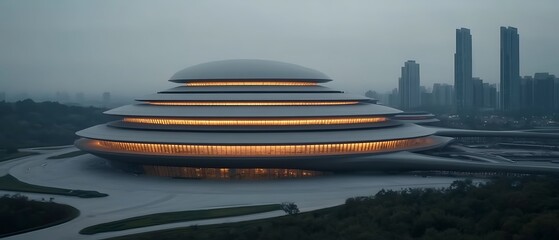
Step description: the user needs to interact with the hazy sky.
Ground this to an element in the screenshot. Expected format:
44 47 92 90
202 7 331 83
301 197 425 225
1 0 559 99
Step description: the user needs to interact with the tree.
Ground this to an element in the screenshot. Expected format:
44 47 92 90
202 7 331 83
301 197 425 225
281 202 300 215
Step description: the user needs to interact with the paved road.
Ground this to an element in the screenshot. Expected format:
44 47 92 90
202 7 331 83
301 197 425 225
2 147 466 240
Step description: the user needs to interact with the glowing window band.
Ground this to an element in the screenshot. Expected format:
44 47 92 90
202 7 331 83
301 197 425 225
147 101 359 106
185 81 317 86
143 166 322 179
87 137 433 157
122 116 387 126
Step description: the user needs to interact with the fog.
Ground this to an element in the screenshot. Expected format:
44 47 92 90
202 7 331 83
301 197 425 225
1 0 558 100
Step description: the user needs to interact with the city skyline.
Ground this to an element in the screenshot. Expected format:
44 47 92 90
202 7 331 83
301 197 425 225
5 22 559 113
2 2 559 239
1 1 559 97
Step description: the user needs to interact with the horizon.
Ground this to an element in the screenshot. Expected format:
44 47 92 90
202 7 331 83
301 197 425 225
1 0 559 99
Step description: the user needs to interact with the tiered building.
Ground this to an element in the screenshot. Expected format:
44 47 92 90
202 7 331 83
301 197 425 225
76 60 450 179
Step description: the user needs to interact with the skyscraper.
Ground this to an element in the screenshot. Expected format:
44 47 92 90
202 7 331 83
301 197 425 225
500 26 520 111
455 28 473 111
398 60 420 109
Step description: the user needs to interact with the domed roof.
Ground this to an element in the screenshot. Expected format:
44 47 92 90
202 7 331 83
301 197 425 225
169 59 332 83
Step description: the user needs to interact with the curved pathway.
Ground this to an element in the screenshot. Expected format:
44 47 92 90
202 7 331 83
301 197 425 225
2 147 466 240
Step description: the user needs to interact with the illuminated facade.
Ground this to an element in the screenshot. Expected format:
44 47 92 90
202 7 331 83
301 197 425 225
146 101 359 106
76 59 451 179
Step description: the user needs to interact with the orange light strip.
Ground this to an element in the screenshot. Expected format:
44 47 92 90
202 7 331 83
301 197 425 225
143 166 322 179
185 81 317 86
89 137 433 157
147 101 359 106
123 116 387 126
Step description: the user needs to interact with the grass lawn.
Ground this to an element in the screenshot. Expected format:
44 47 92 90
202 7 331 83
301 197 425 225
105 207 337 240
105 219 276 240
81 204 282 235
47 150 87 159
0 151 38 162
0 174 108 198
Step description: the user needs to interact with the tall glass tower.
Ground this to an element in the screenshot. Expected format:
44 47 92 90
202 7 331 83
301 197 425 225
454 28 473 111
398 60 421 110
500 26 520 111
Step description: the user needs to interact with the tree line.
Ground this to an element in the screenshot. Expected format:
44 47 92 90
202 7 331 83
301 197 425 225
0 99 116 151
0 194 79 237
112 176 559 240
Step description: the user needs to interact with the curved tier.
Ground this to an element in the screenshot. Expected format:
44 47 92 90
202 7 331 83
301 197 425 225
75 136 451 170
107 119 402 132
104 104 402 118
136 93 370 102
76 136 437 158
169 59 331 83
160 86 342 93
393 112 440 124
77 123 434 144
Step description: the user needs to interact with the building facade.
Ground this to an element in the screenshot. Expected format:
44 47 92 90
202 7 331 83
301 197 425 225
533 73 555 112
520 76 534 110
482 83 497 109
398 60 421 110
432 83 454 106
472 77 484 108
455 28 473 111
75 60 449 179
500 26 520 111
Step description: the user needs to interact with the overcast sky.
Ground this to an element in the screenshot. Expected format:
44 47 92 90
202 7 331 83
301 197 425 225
1 0 558 100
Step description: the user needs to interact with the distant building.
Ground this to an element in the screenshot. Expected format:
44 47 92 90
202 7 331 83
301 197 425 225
555 77 559 111
455 28 473 111
398 60 421 110
420 86 433 107
472 77 484 108
533 73 555 112
102 92 111 107
483 83 497 109
388 88 399 108
500 26 520 111
432 83 454 106
468 78 497 110
520 76 534 109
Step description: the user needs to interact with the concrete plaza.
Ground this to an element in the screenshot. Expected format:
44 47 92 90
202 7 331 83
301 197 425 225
2 147 466 239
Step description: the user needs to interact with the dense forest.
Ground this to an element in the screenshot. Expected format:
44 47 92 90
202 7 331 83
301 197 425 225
0 194 79 237
112 176 559 240
0 100 115 150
